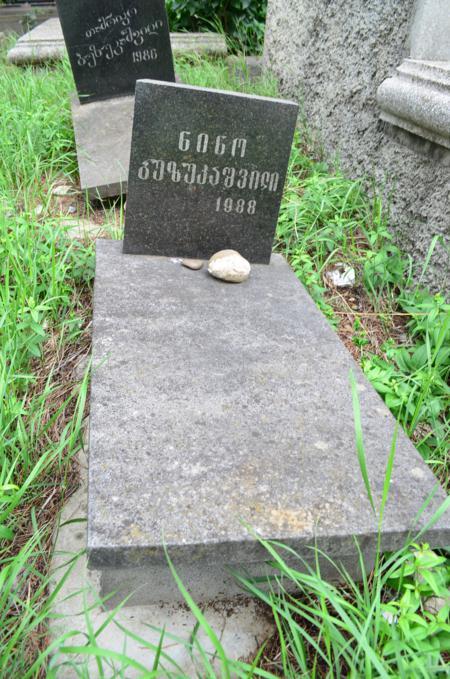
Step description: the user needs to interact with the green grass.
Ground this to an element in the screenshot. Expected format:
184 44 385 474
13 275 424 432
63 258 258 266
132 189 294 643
277 141 450 484
0 51 92 676
0 50 76 204
0 47 448 676
176 54 279 96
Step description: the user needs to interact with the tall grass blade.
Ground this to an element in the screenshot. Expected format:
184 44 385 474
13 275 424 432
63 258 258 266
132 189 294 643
350 370 376 513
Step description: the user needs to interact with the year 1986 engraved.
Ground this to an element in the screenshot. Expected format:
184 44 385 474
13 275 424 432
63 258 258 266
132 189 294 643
132 48 158 62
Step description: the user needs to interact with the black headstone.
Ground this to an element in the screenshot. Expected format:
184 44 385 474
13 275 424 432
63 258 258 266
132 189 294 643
56 0 175 105
123 80 298 263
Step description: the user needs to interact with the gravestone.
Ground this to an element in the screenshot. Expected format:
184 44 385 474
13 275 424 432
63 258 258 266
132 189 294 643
55 0 176 199
123 80 298 262
85 79 450 610
264 0 450 290
56 0 174 104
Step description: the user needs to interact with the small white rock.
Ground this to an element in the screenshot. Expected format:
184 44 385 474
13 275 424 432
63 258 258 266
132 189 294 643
381 610 398 625
52 184 78 197
73 355 89 382
208 250 251 283
424 596 449 615
67 205 77 214
61 219 104 240
182 258 204 270
35 204 44 217
325 263 355 288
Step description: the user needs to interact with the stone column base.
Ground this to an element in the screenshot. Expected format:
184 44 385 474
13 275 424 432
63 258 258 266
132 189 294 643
377 58 450 151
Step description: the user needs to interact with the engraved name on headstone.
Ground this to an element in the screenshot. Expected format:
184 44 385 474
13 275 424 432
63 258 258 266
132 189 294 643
56 0 175 104
123 80 298 262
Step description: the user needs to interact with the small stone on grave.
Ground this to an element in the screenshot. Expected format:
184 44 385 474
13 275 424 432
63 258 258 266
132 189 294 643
208 250 251 283
181 258 204 270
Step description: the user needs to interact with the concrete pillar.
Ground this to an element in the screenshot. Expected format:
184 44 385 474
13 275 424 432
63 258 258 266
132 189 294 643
263 0 449 291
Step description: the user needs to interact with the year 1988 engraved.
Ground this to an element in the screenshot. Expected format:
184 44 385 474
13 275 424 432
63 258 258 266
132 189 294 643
216 197 256 214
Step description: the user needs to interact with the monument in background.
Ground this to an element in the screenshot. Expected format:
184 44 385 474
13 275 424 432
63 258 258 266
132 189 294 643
56 0 175 198
58 0 174 104
264 0 450 291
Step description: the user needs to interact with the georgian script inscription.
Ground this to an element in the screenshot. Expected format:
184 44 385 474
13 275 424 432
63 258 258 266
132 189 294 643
137 131 280 216
85 8 138 37
76 8 164 69
57 0 175 104
123 80 298 261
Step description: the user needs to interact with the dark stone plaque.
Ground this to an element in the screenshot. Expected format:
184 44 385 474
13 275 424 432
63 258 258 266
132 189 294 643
56 0 175 104
123 80 298 263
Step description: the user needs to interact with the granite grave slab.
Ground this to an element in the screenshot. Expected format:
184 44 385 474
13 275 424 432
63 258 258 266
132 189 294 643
123 80 298 262
56 0 175 104
88 240 450 606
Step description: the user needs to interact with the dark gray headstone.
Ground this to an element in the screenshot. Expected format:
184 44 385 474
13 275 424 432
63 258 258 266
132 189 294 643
56 0 175 104
123 80 298 263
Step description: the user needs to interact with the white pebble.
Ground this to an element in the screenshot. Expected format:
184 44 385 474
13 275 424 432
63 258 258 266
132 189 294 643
208 250 251 283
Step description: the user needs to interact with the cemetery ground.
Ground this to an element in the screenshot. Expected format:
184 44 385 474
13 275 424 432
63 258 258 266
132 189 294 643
0 42 449 678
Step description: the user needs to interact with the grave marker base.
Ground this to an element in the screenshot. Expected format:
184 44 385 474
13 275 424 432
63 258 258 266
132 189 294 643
88 240 450 605
49 449 273 673
72 95 134 199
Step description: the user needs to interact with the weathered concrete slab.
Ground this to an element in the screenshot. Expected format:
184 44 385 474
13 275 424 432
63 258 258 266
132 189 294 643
88 240 450 605
7 17 227 65
72 95 134 199
171 32 227 57
7 17 63 64
49 447 272 677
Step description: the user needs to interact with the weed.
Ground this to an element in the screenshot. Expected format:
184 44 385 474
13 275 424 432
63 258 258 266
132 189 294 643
278 134 449 482
175 53 278 97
